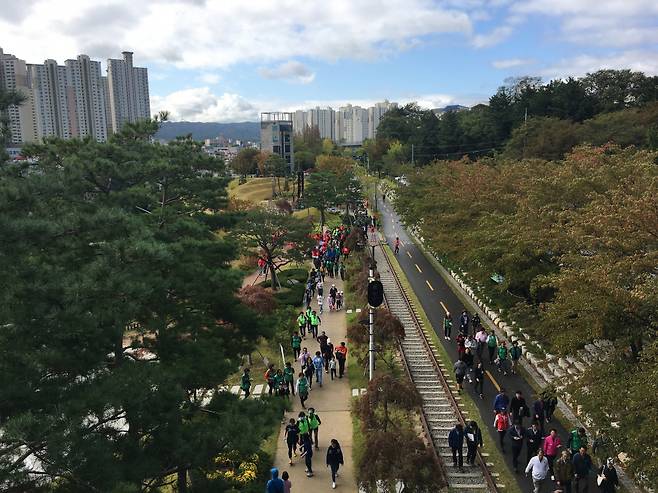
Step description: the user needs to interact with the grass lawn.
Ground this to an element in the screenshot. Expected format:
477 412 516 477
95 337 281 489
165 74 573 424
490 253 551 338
382 244 522 493
229 177 274 203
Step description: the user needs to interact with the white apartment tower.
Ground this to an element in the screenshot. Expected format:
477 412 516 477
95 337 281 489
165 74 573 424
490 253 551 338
107 51 151 134
0 48 37 144
65 55 108 141
28 60 73 140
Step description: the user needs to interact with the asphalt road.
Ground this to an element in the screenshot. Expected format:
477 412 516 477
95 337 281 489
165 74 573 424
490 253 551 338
377 198 598 492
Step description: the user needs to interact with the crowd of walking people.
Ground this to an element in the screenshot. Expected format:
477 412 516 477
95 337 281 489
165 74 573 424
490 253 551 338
447 310 618 493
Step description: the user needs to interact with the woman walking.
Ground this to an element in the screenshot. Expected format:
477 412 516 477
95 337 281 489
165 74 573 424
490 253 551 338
326 439 344 489
296 372 309 408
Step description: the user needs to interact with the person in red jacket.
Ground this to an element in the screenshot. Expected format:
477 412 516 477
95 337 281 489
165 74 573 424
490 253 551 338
494 409 510 453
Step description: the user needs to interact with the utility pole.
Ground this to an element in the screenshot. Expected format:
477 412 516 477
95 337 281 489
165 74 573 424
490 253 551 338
367 233 384 382
411 144 414 166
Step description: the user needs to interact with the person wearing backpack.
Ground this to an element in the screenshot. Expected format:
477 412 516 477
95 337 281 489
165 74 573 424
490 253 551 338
568 428 588 456
454 359 467 393
497 341 510 375
308 408 322 449
297 372 309 408
265 364 276 396
487 332 498 364
510 340 522 374
240 368 251 398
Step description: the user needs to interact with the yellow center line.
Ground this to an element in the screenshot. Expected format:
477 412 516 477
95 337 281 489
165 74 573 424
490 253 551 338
425 280 434 291
439 301 449 315
486 370 501 392
415 263 422 273
406 251 412 258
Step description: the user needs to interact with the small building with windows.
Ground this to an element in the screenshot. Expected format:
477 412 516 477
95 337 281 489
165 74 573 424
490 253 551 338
260 112 294 173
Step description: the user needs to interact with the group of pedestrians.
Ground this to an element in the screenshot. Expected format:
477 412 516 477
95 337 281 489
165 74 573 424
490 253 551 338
304 271 345 314
309 226 350 285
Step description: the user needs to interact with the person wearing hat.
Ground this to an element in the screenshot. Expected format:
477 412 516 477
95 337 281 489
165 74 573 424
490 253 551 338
597 458 619 493
266 467 285 493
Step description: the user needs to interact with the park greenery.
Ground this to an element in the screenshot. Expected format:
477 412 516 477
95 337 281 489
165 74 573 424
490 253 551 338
0 87 26 164
364 70 657 172
0 118 293 492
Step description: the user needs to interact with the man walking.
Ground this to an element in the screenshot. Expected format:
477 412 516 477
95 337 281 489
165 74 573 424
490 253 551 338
240 368 251 398
308 408 322 449
510 422 526 473
291 332 302 360
312 351 324 387
444 312 453 340
554 449 575 493
448 423 465 470
525 449 550 493
572 446 593 493
335 342 348 378
526 422 544 465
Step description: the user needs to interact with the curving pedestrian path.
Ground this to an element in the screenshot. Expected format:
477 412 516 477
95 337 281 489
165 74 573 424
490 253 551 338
272 276 357 491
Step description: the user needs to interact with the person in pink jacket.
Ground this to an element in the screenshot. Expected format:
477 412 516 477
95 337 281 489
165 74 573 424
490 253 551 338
542 428 562 471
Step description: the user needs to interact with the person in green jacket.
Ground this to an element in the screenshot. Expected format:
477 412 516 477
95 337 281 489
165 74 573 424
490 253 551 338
297 372 309 408
308 408 322 449
291 332 302 360
284 362 295 396
273 369 286 396
297 312 307 338
497 341 509 376
443 312 453 340
240 368 251 398
487 333 498 364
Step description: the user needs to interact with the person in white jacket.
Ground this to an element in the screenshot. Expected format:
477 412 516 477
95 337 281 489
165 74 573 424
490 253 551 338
525 449 550 493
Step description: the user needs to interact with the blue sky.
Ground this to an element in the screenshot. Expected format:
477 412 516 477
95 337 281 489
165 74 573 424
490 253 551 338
2 0 657 121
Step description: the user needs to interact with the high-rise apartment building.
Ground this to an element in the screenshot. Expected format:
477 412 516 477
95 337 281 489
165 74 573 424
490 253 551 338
367 100 397 139
107 51 150 134
260 112 294 172
0 48 150 148
0 48 37 144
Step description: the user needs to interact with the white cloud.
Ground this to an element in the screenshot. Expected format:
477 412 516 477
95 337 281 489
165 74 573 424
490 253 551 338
471 25 513 48
259 61 315 84
540 51 658 79
151 88 260 122
198 73 221 84
492 58 535 69
0 0 472 69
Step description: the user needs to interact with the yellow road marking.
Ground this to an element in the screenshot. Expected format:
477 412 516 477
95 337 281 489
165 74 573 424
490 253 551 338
425 280 434 291
486 370 501 392
439 301 449 315
406 251 412 258
415 263 422 273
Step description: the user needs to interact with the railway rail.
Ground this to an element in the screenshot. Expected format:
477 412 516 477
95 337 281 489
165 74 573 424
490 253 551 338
375 243 502 492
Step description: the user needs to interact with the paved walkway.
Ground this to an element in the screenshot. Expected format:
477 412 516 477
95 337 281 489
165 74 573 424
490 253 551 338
273 276 357 492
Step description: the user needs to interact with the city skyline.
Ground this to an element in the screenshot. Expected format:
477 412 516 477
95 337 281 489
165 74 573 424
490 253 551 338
1 0 657 123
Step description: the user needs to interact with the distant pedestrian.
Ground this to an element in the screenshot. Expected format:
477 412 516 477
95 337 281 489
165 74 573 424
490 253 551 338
465 420 483 465
329 356 337 380
312 352 324 387
444 312 453 340
472 312 481 330
475 327 487 360
266 467 285 493
497 341 509 375
304 356 314 389
284 418 299 465
292 331 302 360
474 362 485 398
335 342 348 378
297 372 309 408
326 439 344 489
281 471 291 493
284 362 295 396
487 332 498 364
308 408 322 449
526 449 550 493
598 458 619 493
448 423 465 469
265 364 276 396
510 340 522 374
459 310 470 336
494 410 510 452
454 359 467 392
240 368 251 398
317 294 324 314
554 449 574 493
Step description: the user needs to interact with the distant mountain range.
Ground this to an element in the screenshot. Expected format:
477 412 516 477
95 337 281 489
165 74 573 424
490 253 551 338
155 121 260 142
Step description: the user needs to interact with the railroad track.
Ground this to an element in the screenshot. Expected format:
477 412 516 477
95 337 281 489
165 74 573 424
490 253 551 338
375 244 502 492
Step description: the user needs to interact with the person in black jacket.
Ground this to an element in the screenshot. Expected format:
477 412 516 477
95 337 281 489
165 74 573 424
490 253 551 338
326 439 344 489
473 362 485 398
598 458 619 493
526 422 544 464
510 390 529 426
465 421 483 465
509 422 525 473
448 423 465 469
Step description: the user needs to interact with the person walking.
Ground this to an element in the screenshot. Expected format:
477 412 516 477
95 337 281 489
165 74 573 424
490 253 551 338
239 368 251 398
312 352 324 387
475 327 487 361
284 362 295 396
497 341 510 375
572 446 593 493
493 388 510 414
298 347 309 369
323 338 334 373
265 364 276 396
510 340 522 374
510 422 526 473
568 428 589 456
444 312 453 340
448 423 465 470
297 312 307 338
510 390 529 426
281 471 291 493
291 332 302 360
598 458 619 493
487 331 498 364
296 372 309 408
304 355 315 390
308 408 322 449
284 418 300 466
309 311 321 339
454 359 467 393
317 331 329 353
326 439 344 489
554 449 575 493
329 355 337 380
300 431 314 477
266 467 285 493
526 422 544 465
317 293 324 314
472 312 481 330
526 449 550 493
543 428 562 472
335 342 348 378
474 362 485 399
494 410 510 452
465 421 483 466
459 310 470 336
462 348 475 383
532 396 547 435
